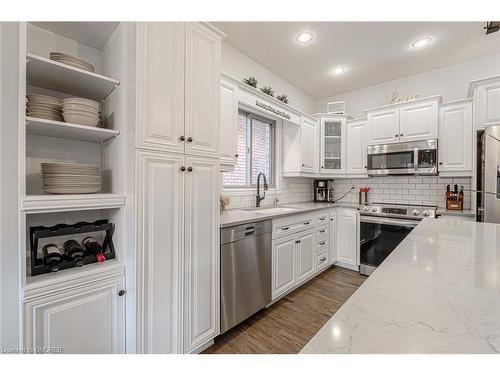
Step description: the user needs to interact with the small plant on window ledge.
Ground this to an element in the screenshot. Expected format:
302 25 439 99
260 86 275 97
277 94 289 104
242 76 258 88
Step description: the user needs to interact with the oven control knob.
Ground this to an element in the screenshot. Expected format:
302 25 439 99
412 209 420 216
423 210 430 217
364 206 369 211
371 207 377 212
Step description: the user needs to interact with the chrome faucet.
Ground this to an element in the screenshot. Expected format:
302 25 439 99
255 172 268 207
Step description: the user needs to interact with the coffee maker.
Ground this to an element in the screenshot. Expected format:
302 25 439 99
314 179 334 202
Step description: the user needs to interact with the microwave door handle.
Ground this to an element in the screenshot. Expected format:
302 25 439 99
413 148 419 173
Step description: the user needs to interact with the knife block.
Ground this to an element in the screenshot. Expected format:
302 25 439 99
446 192 463 210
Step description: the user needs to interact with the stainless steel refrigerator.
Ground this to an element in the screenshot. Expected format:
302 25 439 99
477 124 500 223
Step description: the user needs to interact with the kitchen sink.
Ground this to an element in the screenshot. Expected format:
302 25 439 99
244 206 298 214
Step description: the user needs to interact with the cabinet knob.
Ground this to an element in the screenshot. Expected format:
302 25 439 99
180 166 186 172
438 162 443 165
395 134 399 138
320 257 326 262
321 166 324 169
187 137 193 143
187 167 193 172
235 154 239 158
400 133 403 137
118 290 126 297
179 136 185 141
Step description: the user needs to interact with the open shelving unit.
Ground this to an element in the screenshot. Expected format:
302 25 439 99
19 22 131 290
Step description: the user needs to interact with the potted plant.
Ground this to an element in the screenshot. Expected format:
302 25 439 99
277 94 289 104
242 76 258 88
260 86 275 97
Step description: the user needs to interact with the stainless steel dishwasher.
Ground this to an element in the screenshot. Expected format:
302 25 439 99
220 220 272 333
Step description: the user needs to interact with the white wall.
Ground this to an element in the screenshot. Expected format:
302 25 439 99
316 51 500 118
221 42 317 114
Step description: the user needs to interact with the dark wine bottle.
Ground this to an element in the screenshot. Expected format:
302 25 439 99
42 244 62 272
63 239 85 267
82 236 106 263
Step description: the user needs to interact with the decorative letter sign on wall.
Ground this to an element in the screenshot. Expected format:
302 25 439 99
390 91 421 104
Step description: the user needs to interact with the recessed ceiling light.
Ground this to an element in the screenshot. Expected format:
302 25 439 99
296 32 313 44
412 37 432 48
330 66 346 75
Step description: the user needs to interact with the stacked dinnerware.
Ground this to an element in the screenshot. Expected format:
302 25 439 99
49 52 95 73
26 94 63 121
41 162 101 194
62 98 101 127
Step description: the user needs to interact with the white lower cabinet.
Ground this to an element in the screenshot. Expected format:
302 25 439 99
272 236 297 299
24 276 125 354
136 151 219 354
335 208 359 269
296 229 316 283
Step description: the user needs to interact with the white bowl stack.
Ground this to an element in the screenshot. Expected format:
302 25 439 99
49 52 95 73
62 98 101 127
41 162 102 194
26 94 63 121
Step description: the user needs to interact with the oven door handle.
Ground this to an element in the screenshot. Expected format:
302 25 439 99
360 215 418 228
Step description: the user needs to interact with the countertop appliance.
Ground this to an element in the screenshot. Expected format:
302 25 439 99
359 203 436 276
367 139 438 176
314 179 334 202
477 125 500 223
220 220 272 333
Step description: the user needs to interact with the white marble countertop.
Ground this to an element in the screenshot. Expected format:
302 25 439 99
220 201 360 228
437 208 476 217
301 218 500 354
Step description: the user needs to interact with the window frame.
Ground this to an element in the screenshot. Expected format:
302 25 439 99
223 109 276 189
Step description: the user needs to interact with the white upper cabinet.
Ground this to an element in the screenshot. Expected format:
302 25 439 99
366 108 400 145
185 23 221 158
399 100 438 142
346 119 367 175
219 80 239 166
438 100 473 175
24 276 125 354
472 77 500 129
367 97 439 145
184 156 220 353
300 117 318 173
136 22 185 153
319 117 346 174
136 151 184 354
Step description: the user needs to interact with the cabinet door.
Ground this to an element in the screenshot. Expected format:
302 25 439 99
399 100 438 142
439 101 473 174
320 118 346 173
335 208 359 267
272 235 297 299
301 117 318 173
185 23 221 158
136 151 184 353
476 80 500 128
184 156 220 353
136 22 185 153
24 276 125 354
367 108 400 145
219 80 239 166
329 210 337 264
296 230 315 282
346 119 367 174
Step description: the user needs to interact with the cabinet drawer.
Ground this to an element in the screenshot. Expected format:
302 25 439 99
316 251 329 272
273 215 315 238
316 237 328 253
316 225 328 237
315 214 329 225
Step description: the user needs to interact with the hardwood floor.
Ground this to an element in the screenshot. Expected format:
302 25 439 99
202 266 367 354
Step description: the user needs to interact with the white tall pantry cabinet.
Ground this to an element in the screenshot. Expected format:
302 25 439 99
135 22 223 354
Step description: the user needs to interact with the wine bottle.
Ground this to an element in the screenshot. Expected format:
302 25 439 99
42 244 62 272
82 236 106 263
63 239 85 267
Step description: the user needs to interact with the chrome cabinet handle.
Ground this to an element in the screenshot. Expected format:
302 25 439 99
320 257 326 262
319 241 326 245
319 217 326 221
281 226 289 231
303 221 310 225
319 229 325 233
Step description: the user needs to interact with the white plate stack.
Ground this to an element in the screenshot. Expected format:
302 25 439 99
26 94 63 121
62 98 101 127
49 52 95 73
42 162 102 194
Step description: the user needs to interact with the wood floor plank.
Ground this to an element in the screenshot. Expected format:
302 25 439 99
202 266 367 354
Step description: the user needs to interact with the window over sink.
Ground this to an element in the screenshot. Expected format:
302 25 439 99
223 111 275 188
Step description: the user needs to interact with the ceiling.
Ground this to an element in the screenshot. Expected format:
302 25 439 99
212 22 500 99
30 22 120 50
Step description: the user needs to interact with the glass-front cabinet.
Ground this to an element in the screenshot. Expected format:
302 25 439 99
319 117 346 174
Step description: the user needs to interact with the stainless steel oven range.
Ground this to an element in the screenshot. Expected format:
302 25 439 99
359 203 436 276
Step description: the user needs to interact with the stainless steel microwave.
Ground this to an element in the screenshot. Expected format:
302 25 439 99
367 139 438 176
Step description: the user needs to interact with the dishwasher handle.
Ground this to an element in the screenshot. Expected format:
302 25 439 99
221 220 272 244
